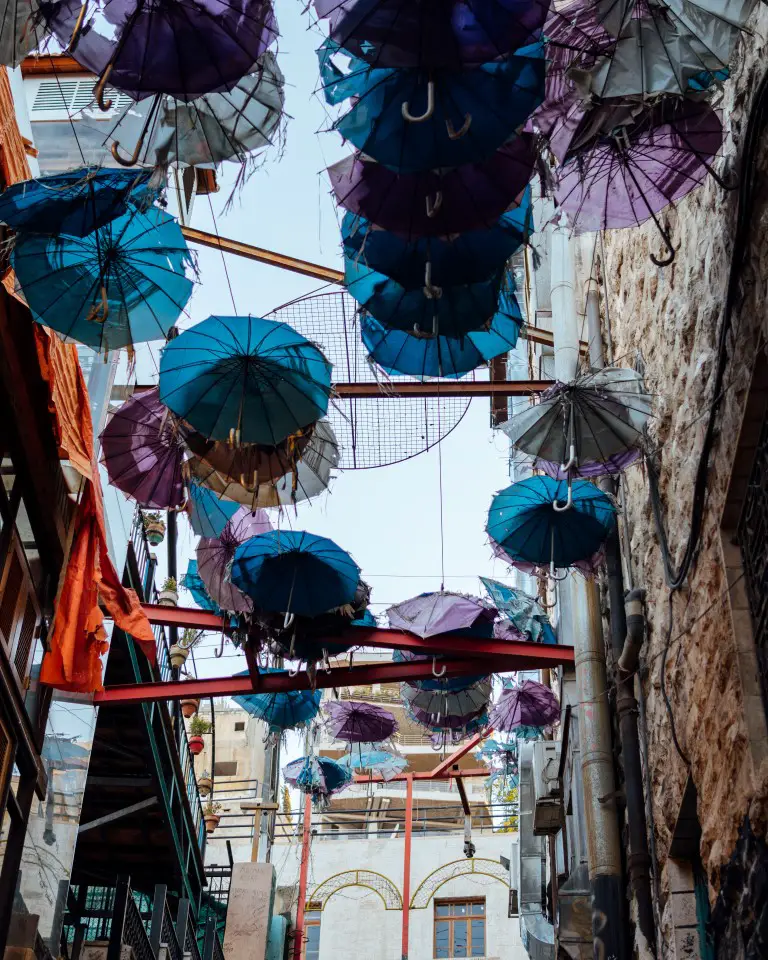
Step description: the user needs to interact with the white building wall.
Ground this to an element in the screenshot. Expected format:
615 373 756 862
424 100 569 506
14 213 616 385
274 834 527 960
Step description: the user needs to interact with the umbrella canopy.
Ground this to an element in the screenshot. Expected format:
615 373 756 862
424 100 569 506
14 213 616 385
0 0 46 67
387 591 496 639
480 577 556 645
361 295 523 379
233 671 322 734
283 755 352 806
346 255 508 338
12 205 194 351
106 51 285 172
401 679 492 717
313 0 551 68
324 700 399 744
328 138 537 239
100 387 187 509
319 38 546 173
181 559 223 615
501 369 651 473
341 186 534 288
189 418 340 508
490 679 560 732
197 507 272 614
183 427 312 492
338 750 408 781
393 649 486 692
187 481 241 538
487 476 616 568
159 315 333 446
0 167 153 237
44 0 278 102
230 531 361 618
408 701 489 735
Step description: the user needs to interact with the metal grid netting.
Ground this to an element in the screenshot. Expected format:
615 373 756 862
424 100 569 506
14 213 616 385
310 869 404 910
266 291 471 469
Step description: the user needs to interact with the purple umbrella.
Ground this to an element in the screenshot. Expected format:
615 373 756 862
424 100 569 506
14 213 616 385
100 387 187 510
45 0 277 103
555 99 723 265
196 507 272 614
324 700 399 744
328 138 537 239
314 0 551 68
489 535 605 580
490 679 560 732
386 592 496 638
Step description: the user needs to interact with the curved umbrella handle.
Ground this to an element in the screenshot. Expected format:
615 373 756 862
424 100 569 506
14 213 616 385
68 1 89 52
425 192 443 218
650 230 676 267
560 443 577 474
446 114 472 140
94 65 114 112
552 479 573 513
423 261 442 299
432 657 447 678
402 81 435 123
288 661 300 678
86 285 109 324
214 633 225 658
284 611 295 630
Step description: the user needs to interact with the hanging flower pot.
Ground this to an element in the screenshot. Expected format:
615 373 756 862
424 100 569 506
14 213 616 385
181 697 200 719
143 512 166 546
169 644 189 669
203 811 221 835
188 735 205 756
158 577 179 607
198 774 213 797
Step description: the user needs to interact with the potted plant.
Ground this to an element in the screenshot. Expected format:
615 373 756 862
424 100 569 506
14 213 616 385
143 511 166 546
198 770 213 797
188 713 210 755
203 801 222 834
181 693 200 719
158 576 178 607
170 627 201 668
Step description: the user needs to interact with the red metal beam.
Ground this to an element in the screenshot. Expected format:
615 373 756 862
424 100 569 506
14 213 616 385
333 380 552 398
292 794 313 960
355 767 489 784
430 731 492 778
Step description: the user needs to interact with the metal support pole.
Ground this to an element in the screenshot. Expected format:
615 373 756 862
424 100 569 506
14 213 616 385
401 774 413 960
293 794 313 960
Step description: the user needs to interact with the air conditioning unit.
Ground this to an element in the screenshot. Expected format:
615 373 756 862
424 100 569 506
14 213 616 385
532 741 563 836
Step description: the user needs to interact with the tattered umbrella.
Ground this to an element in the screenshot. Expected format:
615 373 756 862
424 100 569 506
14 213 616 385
181 559 223 616
0 0 47 67
233 670 322 735
401 678 492 717
387 591 496 639
480 577 556 645
101 387 187 509
283 755 352 807
12 205 194 351
197 506 272 614
187 480 240 538
490 679 560 732
338 750 408 781
324 699 399 744
393 648 486 692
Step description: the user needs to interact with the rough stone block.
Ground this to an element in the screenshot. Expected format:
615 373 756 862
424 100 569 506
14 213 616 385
224 862 276 960
666 860 695 895
673 926 700 959
670 892 698 928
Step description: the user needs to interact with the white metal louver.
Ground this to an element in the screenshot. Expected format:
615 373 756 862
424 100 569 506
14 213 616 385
31 79 133 118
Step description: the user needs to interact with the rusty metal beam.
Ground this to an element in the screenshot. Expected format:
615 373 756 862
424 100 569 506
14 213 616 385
333 380 552 398
354 767 489 784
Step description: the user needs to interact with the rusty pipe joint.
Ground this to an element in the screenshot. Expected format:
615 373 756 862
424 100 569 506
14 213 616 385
618 588 646 674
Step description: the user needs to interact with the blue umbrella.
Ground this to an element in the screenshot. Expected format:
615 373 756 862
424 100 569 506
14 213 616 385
486 476 616 569
159 315 333 445
338 750 408 781
187 481 241 538
341 186 534 288
230 531 361 618
283 755 352 807
361 289 522 379
319 39 546 173
480 577 556 644
232 670 322 734
12 205 194 351
0 167 155 237
392 649 485 693
351 608 377 627
345 255 506 338
181 559 222 616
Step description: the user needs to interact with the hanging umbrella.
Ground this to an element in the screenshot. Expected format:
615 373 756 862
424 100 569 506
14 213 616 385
480 577 556 645
408 703 489 739
487 476 616 569
159 315 332 446
313 0 551 69
283 755 352 807
100 387 187 509
189 419 340 508
341 186 534 289
187 480 241 538
319 37 546 174
501 369 651 476
338 750 408 781
490 679 560 732
197 507 272 614
555 99 724 265
387 591 496 639
361 294 523 379
232 670 322 734
44 0 278 104
328 137 537 239
401 679 492 717
346 255 509 338
393 649 486 692
324 700 399 744
106 51 285 173
0 167 154 237
514 724 547 740
12 205 194 351
230 531 360 618
0 0 47 67
181 559 223 616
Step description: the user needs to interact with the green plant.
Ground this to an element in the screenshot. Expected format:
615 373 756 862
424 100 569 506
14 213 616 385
180 627 203 649
142 511 163 525
497 786 519 833
281 785 292 816
203 801 222 815
161 576 178 593
189 714 211 736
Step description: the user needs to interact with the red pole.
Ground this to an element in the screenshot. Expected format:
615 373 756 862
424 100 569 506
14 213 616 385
293 794 313 960
401 774 413 960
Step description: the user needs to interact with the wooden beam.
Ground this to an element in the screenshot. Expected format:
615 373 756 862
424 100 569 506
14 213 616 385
78 797 158 834
21 54 88 76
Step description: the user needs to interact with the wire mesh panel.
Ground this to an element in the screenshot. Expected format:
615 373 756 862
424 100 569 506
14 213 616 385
266 291 472 469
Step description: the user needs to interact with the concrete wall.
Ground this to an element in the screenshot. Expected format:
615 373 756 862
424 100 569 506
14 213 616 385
274 834 527 960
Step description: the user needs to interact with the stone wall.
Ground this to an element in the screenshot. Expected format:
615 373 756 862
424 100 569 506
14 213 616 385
570 4 768 952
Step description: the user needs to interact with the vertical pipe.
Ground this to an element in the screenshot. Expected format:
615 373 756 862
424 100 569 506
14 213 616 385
401 774 414 960
586 287 602 370
293 794 313 960
551 216 580 382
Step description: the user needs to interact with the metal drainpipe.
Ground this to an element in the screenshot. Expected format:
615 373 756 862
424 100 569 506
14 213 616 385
587 282 657 952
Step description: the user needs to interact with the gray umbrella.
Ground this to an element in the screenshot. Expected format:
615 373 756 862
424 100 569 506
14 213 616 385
0 0 46 68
